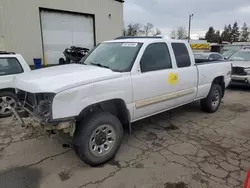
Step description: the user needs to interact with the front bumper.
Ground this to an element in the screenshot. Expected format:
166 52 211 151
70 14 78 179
11 106 76 136
231 75 250 85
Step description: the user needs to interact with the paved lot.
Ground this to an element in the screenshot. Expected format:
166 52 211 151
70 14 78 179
0 87 250 188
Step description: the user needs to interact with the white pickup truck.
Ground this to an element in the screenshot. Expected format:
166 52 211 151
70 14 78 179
13 37 232 166
0 52 31 117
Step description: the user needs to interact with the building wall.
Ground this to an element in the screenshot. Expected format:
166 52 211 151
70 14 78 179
0 0 124 64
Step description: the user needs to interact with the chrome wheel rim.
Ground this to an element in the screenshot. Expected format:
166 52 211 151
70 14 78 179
211 90 220 108
0 96 16 115
89 124 116 157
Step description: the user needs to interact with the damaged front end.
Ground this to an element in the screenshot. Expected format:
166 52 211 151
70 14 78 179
12 90 75 136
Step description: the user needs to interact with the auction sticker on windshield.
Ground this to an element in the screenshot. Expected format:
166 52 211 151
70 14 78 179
122 43 138 47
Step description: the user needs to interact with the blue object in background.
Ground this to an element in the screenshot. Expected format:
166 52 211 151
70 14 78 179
33 58 42 69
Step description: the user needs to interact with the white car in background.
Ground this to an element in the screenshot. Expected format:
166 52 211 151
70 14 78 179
0 52 31 117
194 52 224 63
229 49 250 86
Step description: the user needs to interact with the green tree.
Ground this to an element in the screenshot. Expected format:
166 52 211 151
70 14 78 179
205 27 216 42
215 30 221 43
240 22 250 42
231 21 240 42
228 24 233 42
221 25 230 42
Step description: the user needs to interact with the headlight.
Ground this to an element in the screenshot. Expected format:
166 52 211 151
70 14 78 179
244 68 250 75
36 93 55 119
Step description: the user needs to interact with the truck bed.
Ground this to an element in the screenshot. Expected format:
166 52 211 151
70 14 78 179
195 59 224 64
195 60 232 99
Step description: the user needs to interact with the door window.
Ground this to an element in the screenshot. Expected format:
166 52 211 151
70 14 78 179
209 54 216 60
213 54 224 60
209 54 223 61
0 58 23 76
140 43 172 72
171 43 191 68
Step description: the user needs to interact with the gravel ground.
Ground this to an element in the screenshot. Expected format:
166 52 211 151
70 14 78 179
0 87 250 188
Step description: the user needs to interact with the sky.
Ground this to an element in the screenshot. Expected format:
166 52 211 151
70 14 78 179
124 0 250 39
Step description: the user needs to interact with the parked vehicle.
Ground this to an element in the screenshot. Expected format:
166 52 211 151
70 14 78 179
0 52 31 117
194 52 224 63
59 46 90 64
229 49 250 86
222 50 237 59
12 38 232 166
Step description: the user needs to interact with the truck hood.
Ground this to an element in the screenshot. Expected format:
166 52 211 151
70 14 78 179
232 61 250 68
14 64 122 93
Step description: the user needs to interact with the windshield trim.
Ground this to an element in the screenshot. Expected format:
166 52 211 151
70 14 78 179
80 44 100 64
81 42 143 72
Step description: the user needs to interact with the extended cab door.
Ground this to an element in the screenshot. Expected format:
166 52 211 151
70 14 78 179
131 41 198 121
170 42 198 104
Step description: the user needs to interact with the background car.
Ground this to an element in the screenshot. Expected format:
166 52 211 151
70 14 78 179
222 50 237 59
194 52 224 63
0 52 31 117
229 49 250 86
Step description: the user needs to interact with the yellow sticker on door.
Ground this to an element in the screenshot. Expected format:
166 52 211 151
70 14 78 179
168 73 178 85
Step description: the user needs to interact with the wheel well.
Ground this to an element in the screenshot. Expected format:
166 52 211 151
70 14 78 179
0 88 15 93
77 99 131 132
212 76 225 97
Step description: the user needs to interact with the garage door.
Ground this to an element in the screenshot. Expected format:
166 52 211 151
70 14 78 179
40 10 95 65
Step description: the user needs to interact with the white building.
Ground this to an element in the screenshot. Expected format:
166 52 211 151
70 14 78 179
0 0 124 65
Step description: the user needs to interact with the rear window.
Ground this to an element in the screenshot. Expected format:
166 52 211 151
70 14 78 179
171 43 191 68
0 58 23 76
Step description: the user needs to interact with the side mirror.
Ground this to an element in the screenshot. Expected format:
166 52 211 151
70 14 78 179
208 57 214 61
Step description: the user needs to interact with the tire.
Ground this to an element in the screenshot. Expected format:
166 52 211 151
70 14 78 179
201 84 222 113
73 112 124 166
0 91 18 118
59 58 66 65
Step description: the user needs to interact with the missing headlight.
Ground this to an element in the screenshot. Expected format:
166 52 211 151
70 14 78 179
36 93 55 118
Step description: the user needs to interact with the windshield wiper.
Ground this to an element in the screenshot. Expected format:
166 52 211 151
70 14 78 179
90 62 110 69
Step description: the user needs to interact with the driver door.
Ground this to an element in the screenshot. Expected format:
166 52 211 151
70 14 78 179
131 42 180 120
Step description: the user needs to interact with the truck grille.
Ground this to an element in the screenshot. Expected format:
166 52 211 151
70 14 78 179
232 67 246 75
17 90 36 112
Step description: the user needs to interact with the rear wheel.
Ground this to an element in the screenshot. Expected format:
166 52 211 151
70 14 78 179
73 112 124 166
201 84 222 113
0 92 18 118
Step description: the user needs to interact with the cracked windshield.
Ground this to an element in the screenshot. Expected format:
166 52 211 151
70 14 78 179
0 0 250 188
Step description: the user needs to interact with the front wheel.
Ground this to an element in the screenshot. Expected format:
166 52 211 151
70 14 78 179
201 84 222 113
0 92 18 118
73 112 124 166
